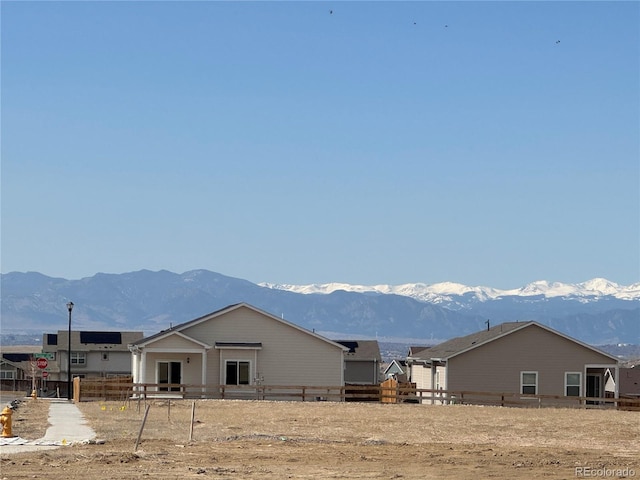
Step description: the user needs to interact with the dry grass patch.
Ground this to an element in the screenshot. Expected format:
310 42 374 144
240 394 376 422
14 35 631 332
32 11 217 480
78 399 639 455
5 397 49 440
4 399 639 480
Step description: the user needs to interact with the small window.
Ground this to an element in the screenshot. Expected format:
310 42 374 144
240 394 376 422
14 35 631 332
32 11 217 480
521 371 538 395
225 361 250 385
0 371 15 379
71 352 86 365
565 372 581 396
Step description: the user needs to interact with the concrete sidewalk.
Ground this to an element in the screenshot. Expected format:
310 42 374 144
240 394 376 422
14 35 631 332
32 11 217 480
0 398 97 455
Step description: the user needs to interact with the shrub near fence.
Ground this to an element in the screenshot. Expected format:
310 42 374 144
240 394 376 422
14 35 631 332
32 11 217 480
74 378 640 410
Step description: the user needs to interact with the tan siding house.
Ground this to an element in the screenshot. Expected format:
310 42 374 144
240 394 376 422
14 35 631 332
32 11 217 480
129 303 348 394
407 321 620 401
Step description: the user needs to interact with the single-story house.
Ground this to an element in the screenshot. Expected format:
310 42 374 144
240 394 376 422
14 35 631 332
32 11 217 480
129 303 349 395
0 357 27 382
1 346 42 381
407 321 620 401
335 340 382 385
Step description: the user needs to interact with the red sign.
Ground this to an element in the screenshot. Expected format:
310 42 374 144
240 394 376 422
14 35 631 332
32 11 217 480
42 371 49 378
36 358 48 369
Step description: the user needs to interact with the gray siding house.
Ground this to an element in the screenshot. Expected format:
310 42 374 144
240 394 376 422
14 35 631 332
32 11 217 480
407 321 620 400
336 340 382 385
129 303 348 393
42 330 144 381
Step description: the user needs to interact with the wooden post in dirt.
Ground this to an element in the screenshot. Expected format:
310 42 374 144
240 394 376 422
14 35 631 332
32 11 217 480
134 404 151 452
189 401 196 442
167 400 171 421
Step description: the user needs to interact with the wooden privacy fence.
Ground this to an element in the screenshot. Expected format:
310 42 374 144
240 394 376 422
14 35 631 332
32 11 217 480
75 376 134 402
74 378 640 410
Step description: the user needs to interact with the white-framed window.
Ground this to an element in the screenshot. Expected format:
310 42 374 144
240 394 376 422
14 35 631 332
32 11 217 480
521 371 538 395
565 372 581 396
71 352 86 365
225 360 250 385
0 370 15 379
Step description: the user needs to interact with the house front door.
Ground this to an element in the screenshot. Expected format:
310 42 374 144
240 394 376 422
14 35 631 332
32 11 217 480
158 361 181 392
586 374 601 404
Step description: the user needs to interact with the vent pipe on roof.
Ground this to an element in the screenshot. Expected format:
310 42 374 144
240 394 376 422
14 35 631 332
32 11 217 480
485 319 490 331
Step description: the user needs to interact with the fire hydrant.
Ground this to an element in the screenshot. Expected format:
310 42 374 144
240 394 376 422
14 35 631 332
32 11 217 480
31 389 37 400
0 406 14 438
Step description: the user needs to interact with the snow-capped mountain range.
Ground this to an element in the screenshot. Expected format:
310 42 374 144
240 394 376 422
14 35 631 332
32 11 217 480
260 278 640 306
1 271 638 345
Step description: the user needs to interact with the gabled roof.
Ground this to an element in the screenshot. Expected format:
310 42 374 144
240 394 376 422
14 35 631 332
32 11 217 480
383 359 407 375
411 321 619 363
131 303 349 352
0 357 22 369
335 340 381 361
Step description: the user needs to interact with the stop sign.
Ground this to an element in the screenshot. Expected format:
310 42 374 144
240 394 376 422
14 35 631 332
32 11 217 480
42 371 49 378
36 358 48 369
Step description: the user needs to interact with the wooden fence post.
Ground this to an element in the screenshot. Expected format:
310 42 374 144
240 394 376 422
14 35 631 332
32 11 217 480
189 401 196 442
134 404 151 452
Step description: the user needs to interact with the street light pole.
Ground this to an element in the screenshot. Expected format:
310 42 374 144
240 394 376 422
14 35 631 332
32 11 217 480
66 302 74 400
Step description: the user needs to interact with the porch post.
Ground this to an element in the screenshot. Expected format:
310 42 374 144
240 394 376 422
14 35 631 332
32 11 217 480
140 350 147 391
201 349 207 397
131 352 138 383
431 364 436 405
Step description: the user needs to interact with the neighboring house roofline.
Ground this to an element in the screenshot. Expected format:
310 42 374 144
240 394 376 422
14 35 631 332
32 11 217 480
0 358 22 369
130 303 350 352
335 340 381 361
383 359 406 374
45 330 144 352
414 321 619 363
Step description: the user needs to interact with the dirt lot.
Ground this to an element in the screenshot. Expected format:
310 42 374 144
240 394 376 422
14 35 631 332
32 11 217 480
2 398 638 479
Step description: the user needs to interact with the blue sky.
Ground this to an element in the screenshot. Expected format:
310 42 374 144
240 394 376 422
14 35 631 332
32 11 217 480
1 1 638 289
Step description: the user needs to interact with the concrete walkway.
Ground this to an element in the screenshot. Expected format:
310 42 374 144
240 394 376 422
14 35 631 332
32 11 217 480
0 398 97 455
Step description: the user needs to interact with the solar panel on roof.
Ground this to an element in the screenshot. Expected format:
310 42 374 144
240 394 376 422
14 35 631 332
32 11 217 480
337 341 359 353
3 353 31 362
79 332 122 344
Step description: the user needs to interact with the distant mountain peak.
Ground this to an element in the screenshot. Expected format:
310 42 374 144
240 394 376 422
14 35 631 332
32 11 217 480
579 278 620 293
